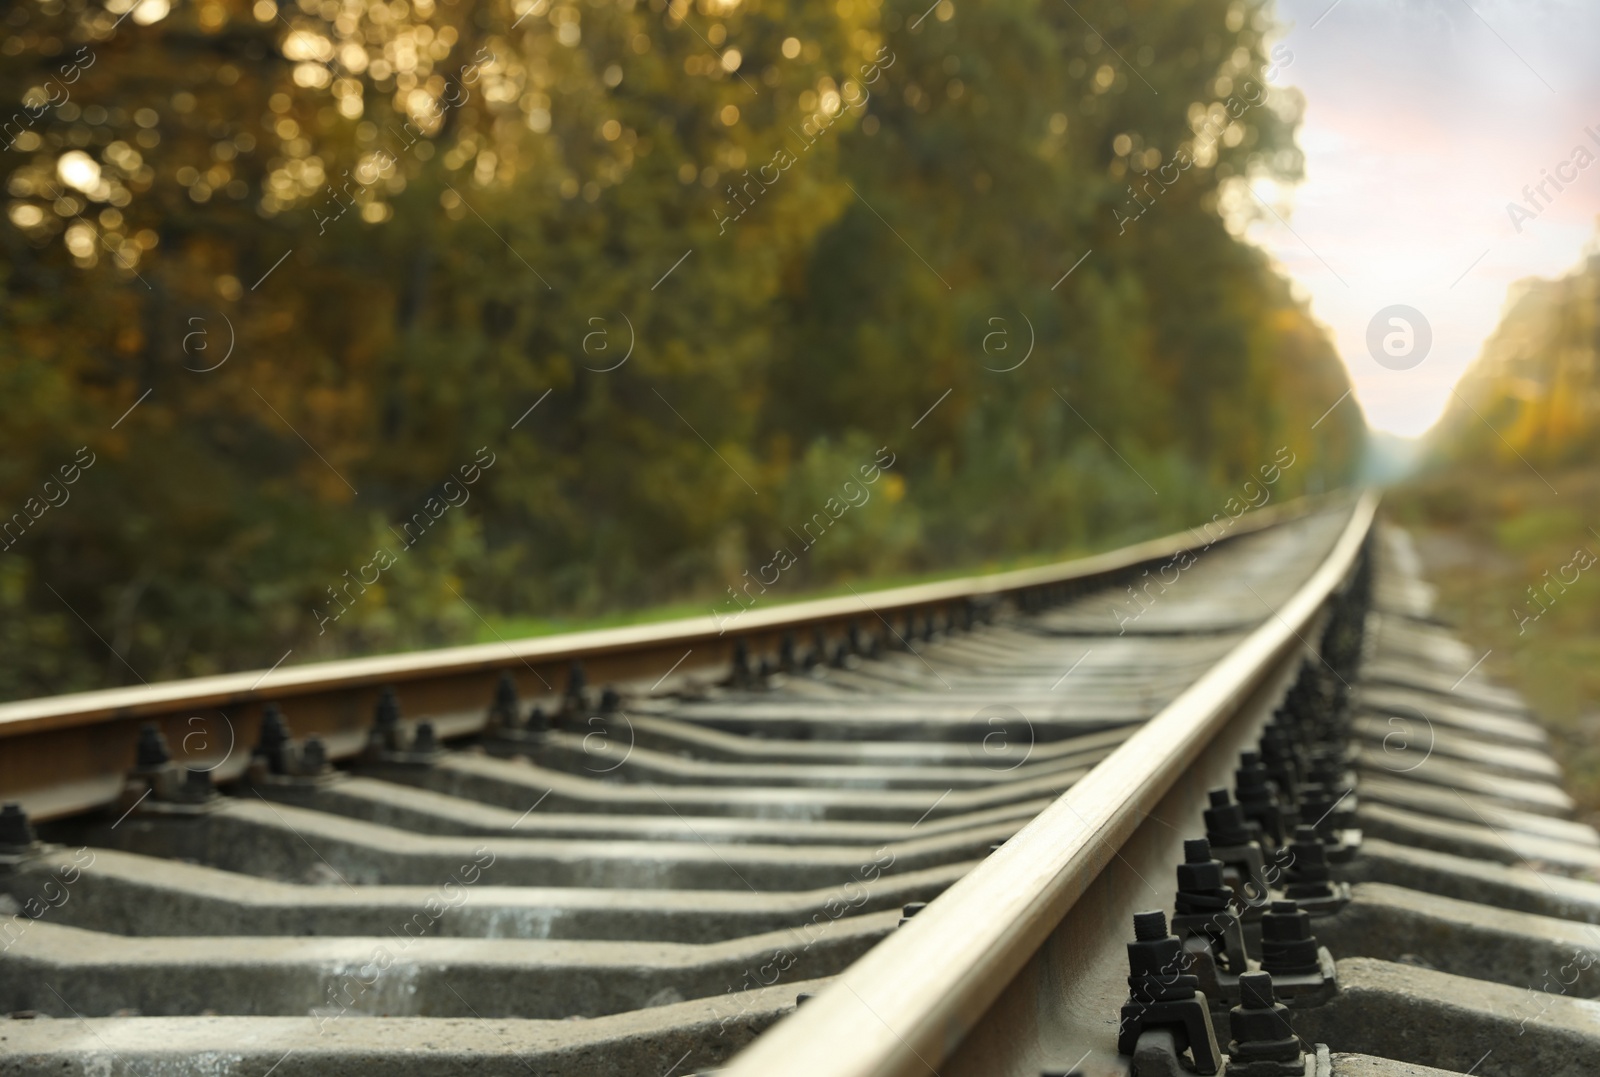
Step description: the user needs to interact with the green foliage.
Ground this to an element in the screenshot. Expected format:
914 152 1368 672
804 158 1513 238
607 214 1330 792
0 0 1360 698
1428 247 1600 470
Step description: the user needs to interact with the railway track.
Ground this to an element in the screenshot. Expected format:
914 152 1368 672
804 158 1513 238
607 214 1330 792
2 492 1597 1076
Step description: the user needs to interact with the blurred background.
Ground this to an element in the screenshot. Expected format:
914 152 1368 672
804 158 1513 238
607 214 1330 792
0 0 1594 809
0 0 1364 696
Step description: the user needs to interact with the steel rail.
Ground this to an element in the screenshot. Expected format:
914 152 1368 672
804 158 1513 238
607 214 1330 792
721 491 1379 1077
0 493 1325 821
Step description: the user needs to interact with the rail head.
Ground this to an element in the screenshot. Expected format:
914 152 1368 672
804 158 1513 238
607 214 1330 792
719 490 1380 1077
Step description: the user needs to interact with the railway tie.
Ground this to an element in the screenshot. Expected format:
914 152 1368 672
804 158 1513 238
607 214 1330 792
3 493 1597 1076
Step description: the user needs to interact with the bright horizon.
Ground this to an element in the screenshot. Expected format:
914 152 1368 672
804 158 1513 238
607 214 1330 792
1246 0 1600 439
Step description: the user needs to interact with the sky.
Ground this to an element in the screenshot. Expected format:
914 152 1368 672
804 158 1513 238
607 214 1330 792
1246 0 1600 437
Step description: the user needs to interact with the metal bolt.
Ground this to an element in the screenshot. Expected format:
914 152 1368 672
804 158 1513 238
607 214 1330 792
1238 972 1275 1011
1295 784 1340 842
257 703 291 752
374 687 401 730
0 803 35 849
1305 748 1351 794
1133 909 1168 942
301 737 328 773
1260 900 1320 978
1257 727 1301 805
1117 908 1220 1072
413 721 438 754
1227 971 1304 1065
1173 837 1250 977
135 723 171 769
1203 788 1254 849
730 639 753 683
255 704 292 775
183 768 213 798
526 705 549 734
1282 826 1335 902
1174 839 1230 914
1234 752 1285 848
491 672 519 726
368 687 403 754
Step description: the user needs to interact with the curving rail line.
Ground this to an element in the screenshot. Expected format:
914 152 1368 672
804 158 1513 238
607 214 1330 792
5 490 1599 1077
0 494 1315 822
724 493 1377 1077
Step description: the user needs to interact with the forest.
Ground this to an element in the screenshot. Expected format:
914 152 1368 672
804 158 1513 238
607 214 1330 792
1429 246 1600 471
0 0 1362 699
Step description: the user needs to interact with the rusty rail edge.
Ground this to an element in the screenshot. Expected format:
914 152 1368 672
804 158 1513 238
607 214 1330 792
721 490 1379 1077
0 492 1340 820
